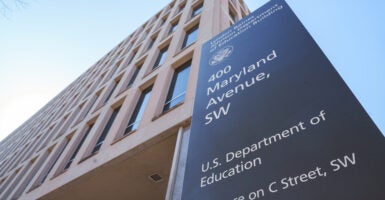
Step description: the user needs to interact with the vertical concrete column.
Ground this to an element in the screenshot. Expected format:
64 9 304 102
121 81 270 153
165 126 184 200
163 126 191 200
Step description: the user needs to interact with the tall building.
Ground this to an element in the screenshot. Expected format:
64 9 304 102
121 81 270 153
0 0 250 199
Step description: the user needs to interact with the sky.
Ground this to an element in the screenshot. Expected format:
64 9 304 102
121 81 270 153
0 0 384 141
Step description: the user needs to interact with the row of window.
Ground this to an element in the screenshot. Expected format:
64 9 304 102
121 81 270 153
0 58 192 198
0 1 250 195
66 2 202 120
0 2 202 168
0 0 202 169
125 7 201 72
0 0 240 175
87 0 201 77
129 0 202 49
1 1 203 160
83 21 199 126
38 59 191 193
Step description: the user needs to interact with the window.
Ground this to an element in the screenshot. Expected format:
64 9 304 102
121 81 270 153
1 164 29 198
108 64 119 79
91 106 121 154
161 14 169 26
169 22 178 34
124 86 152 134
229 8 238 23
81 94 99 120
0 178 4 189
102 58 110 67
153 46 168 69
148 38 155 50
191 3 203 17
127 65 141 88
0 169 18 195
182 25 199 49
63 124 94 170
56 113 75 139
241 9 247 19
99 72 106 85
40 139 70 184
116 49 123 57
157 19 165 30
230 12 237 22
164 61 191 111
178 3 185 14
104 80 120 104
128 51 136 65
12 157 44 198
140 31 148 42
83 84 92 98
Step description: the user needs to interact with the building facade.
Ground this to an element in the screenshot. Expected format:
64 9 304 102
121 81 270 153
0 0 250 199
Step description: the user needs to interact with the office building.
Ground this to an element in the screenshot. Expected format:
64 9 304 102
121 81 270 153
0 0 250 199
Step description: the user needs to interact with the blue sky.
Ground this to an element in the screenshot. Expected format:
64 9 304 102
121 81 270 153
0 0 384 141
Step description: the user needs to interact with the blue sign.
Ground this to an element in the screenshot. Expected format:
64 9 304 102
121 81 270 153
182 0 385 199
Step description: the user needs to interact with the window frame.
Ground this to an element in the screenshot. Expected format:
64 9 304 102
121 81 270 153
124 86 153 134
127 65 142 88
181 25 199 49
62 123 94 171
152 46 169 69
90 106 121 154
191 3 203 18
169 22 178 34
163 60 191 112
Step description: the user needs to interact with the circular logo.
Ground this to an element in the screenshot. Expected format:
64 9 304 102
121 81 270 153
209 46 234 66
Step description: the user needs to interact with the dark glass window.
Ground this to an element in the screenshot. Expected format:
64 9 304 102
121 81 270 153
169 23 178 34
230 11 238 22
148 38 155 50
182 25 199 49
81 94 99 120
163 61 191 111
191 4 203 17
178 4 185 14
128 52 136 65
153 46 168 69
108 64 119 79
104 80 120 104
124 87 152 134
91 106 121 154
127 65 141 88
140 31 148 42
40 139 70 184
64 124 94 170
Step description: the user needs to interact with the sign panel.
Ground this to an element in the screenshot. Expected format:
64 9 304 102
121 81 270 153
181 0 385 199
